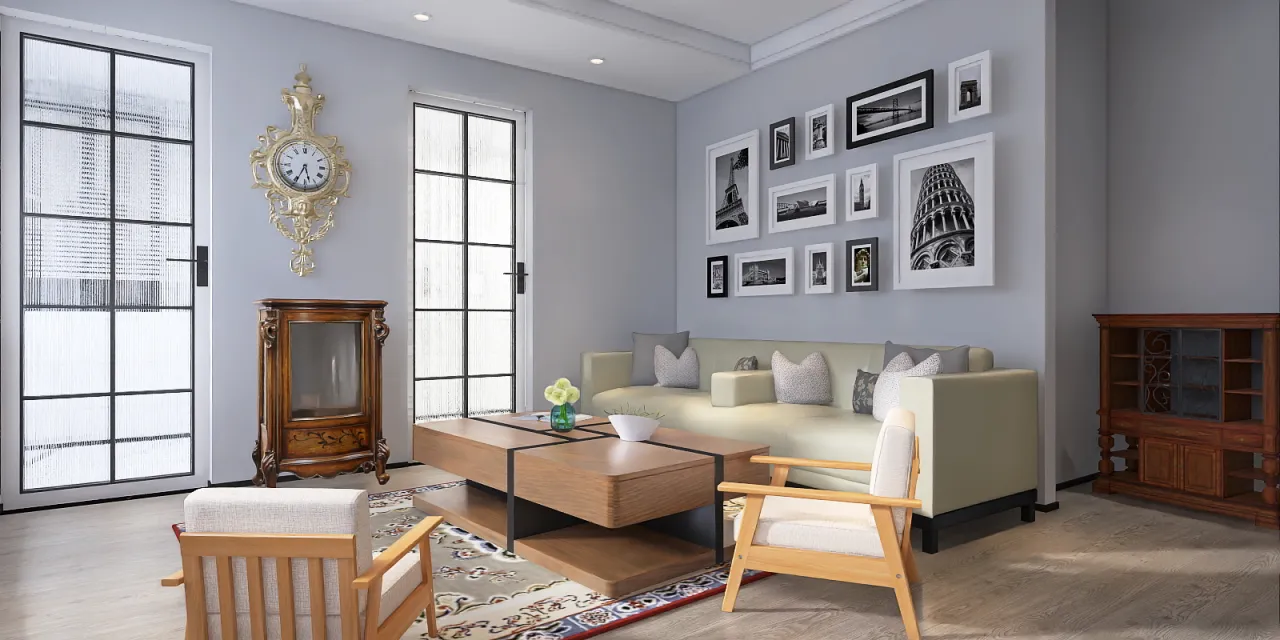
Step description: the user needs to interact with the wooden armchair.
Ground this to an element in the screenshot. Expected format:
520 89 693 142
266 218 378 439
718 408 923 639
162 488 442 640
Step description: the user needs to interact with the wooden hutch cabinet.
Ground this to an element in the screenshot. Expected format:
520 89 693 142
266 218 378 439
253 299 391 487
1094 314 1279 528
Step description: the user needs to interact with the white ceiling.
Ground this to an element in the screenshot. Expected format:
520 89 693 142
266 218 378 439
609 0 853 44
230 0 926 101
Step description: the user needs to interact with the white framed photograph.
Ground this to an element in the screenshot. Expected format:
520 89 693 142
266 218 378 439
804 104 834 160
804 243 834 294
734 247 794 297
706 130 760 245
767 173 836 234
893 133 994 290
948 50 991 122
845 163 878 221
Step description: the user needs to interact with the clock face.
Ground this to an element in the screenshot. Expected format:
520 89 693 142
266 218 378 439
275 141 332 192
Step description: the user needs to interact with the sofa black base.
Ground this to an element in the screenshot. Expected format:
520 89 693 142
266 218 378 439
910 489 1039 554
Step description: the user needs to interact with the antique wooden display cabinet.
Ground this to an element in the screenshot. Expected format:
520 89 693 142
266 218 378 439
1094 314 1279 528
253 299 390 487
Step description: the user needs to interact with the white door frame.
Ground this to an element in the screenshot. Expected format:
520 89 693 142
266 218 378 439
0 17 211 509
406 91 532 419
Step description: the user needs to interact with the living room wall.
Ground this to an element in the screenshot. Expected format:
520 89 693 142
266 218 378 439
1107 0 1280 314
6 0 676 484
674 0 1054 497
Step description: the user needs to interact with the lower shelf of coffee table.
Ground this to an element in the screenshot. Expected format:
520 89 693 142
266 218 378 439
414 484 729 597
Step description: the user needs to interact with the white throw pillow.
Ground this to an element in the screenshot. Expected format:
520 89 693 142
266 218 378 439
771 351 833 405
872 352 942 420
655 345 699 389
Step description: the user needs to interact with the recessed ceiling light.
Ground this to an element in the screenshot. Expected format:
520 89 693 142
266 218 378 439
413 13 430 21
590 58 605 65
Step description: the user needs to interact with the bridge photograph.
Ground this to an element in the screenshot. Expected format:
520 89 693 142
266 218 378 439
741 258 788 287
856 86 924 135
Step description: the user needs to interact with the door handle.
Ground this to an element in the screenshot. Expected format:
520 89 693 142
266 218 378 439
166 245 209 287
494 262 524 294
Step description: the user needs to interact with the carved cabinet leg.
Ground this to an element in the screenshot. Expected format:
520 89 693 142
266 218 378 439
1098 434 1115 475
1263 455 1279 507
375 438 391 485
251 439 264 487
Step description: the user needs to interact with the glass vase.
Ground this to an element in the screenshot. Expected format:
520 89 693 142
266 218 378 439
550 403 576 432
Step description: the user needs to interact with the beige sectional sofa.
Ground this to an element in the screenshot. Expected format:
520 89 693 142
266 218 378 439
582 338 1039 553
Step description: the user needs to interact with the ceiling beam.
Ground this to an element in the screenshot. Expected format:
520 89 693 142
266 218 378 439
513 0 751 64
751 0 931 70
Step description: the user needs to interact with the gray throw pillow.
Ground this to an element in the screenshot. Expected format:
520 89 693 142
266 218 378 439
631 331 690 385
734 356 758 371
771 351 832 405
852 370 878 415
655 346 699 389
883 341 971 374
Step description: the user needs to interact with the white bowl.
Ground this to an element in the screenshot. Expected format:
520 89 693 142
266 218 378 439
609 414 660 442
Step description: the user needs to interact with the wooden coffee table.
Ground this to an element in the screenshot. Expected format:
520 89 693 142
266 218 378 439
412 413 769 596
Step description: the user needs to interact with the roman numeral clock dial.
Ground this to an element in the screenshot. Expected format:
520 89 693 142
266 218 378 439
249 64 351 276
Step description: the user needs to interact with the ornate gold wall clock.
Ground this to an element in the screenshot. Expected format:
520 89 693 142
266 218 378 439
250 64 352 276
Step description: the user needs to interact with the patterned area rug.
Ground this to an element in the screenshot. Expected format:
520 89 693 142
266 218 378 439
177 483 768 639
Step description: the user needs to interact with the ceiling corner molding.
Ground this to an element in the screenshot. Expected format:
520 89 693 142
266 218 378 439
750 0 931 70
513 0 750 64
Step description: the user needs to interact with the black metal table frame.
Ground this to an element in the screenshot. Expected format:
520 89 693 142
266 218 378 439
469 415 727 565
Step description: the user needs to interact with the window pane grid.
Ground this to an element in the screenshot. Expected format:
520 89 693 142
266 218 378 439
19 34 197 492
413 104 517 422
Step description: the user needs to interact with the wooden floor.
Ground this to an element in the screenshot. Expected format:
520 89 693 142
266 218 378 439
0 466 1276 639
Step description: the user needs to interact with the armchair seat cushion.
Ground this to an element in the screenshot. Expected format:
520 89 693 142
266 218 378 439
732 496 887 558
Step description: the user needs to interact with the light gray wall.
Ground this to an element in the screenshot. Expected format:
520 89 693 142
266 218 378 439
675 0 1052 496
9 0 675 483
1107 0 1280 313
1052 0 1109 482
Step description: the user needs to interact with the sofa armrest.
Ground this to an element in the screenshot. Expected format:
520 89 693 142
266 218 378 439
582 351 633 414
898 368 1038 518
711 371 776 407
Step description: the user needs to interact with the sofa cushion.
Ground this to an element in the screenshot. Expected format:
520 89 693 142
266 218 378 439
592 386 843 454
771 351 832 405
883 341 970 374
852 370 878 414
631 332 689 386
783 415 882 487
872 352 941 420
655 345 699 389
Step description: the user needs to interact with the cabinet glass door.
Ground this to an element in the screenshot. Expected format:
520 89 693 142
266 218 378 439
288 321 363 419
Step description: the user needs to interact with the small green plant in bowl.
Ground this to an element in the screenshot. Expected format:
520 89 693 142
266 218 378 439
604 404 664 441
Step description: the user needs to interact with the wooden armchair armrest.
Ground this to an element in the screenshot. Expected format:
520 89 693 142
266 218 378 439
717 482 922 509
161 570 184 587
750 455 872 472
352 516 443 590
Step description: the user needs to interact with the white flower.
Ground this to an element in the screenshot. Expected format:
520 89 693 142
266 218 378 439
566 387 580 404
548 387 569 405
554 378 572 390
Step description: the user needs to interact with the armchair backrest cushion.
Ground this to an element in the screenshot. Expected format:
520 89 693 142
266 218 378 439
183 488 373 616
868 408 917 536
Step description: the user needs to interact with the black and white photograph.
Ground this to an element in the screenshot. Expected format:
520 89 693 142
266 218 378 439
845 237 879 292
846 70 934 149
949 50 992 122
804 242 834 294
768 173 836 234
769 117 796 170
707 255 728 298
894 133 994 289
734 247 794 296
804 104 834 160
705 130 759 245
845 162 878 221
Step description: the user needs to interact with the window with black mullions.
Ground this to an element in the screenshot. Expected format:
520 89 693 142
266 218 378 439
412 104 518 421
19 34 196 491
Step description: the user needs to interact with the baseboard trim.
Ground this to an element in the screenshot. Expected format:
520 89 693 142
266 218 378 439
1 461 424 515
1057 472 1100 491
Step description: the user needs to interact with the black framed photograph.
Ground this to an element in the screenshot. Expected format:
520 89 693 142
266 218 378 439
707 255 729 298
768 117 796 170
846 70 934 149
845 237 879 292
